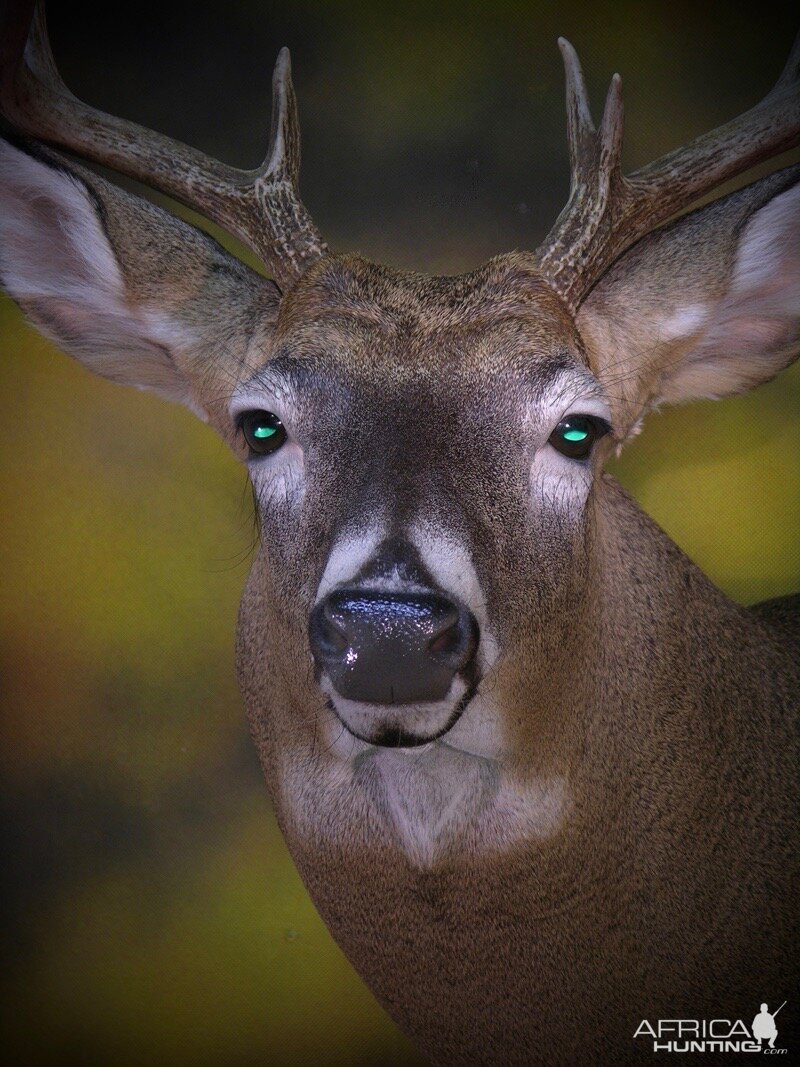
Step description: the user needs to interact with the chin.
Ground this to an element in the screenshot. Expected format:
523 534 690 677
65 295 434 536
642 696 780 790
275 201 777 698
323 676 477 749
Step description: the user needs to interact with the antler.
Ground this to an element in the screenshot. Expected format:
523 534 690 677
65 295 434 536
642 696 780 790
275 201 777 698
538 35 800 310
0 1 327 289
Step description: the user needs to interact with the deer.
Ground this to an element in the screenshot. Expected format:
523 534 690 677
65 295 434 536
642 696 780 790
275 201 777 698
1 2 798 1062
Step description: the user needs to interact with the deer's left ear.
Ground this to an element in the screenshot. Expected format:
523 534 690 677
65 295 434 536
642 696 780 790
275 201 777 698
576 167 800 437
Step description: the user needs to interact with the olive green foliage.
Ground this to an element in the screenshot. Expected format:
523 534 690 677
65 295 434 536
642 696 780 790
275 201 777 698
1 1 797 1063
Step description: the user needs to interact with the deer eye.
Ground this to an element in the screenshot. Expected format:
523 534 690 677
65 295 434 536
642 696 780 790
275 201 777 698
549 414 610 460
238 410 287 456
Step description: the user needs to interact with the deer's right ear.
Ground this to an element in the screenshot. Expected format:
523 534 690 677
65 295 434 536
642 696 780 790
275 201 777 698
0 138 281 423
576 167 800 439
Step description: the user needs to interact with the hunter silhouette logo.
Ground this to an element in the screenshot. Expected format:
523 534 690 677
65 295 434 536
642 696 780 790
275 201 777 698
752 1002 786 1050
633 1001 788 1054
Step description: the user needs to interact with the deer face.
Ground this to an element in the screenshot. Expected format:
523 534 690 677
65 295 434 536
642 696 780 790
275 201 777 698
234 253 613 761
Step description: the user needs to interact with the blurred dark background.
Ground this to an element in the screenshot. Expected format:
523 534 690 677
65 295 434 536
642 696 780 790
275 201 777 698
1 1 798 1063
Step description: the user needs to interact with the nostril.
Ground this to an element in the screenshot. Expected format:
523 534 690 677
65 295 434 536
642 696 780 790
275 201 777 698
309 602 349 659
427 609 479 669
428 622 461 656
322 620 349 655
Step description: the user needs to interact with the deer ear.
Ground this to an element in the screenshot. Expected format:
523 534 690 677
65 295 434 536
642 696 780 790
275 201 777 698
577 168 800 437
0 138 280 421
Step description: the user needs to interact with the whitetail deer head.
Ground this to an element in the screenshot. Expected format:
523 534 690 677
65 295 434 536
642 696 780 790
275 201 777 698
1 4 799 1059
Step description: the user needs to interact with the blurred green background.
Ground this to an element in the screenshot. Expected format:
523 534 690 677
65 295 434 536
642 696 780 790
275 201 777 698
1 1 798 1064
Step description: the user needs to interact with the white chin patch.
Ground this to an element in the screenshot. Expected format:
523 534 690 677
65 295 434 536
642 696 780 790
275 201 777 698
322 674 469 745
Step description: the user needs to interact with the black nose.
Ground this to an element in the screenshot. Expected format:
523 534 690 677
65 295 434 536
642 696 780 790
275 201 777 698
309 589 479 704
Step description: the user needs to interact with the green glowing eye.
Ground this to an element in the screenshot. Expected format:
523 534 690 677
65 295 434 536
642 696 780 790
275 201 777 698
563 426 589 442
239 410 287 456
549 414 610 460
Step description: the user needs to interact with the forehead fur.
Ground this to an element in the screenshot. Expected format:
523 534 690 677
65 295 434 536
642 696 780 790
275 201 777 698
274 251 586 369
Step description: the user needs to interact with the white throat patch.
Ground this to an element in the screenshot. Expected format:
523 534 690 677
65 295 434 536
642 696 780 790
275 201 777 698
365 744 496 867
281 721 570 868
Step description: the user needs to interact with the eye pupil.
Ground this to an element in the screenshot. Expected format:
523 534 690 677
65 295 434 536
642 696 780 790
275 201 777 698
549 414 609 459
239 409 287 456
562 427 589 442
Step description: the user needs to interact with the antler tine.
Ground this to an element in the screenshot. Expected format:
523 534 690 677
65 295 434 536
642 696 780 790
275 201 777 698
773 30 800 93
558 37 595 183
264 47 301 185
537 40 629 303
25 1 71 97
0 1 327 289
598 74 624 184
538 35 800 310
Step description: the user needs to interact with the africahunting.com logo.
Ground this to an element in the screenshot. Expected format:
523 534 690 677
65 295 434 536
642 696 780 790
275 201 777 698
634 1002 787 1054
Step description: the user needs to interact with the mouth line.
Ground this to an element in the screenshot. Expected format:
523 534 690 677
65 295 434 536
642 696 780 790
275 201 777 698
325 680 479 749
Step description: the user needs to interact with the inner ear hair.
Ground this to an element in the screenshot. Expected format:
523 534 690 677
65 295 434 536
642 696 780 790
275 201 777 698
0 136 282 426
